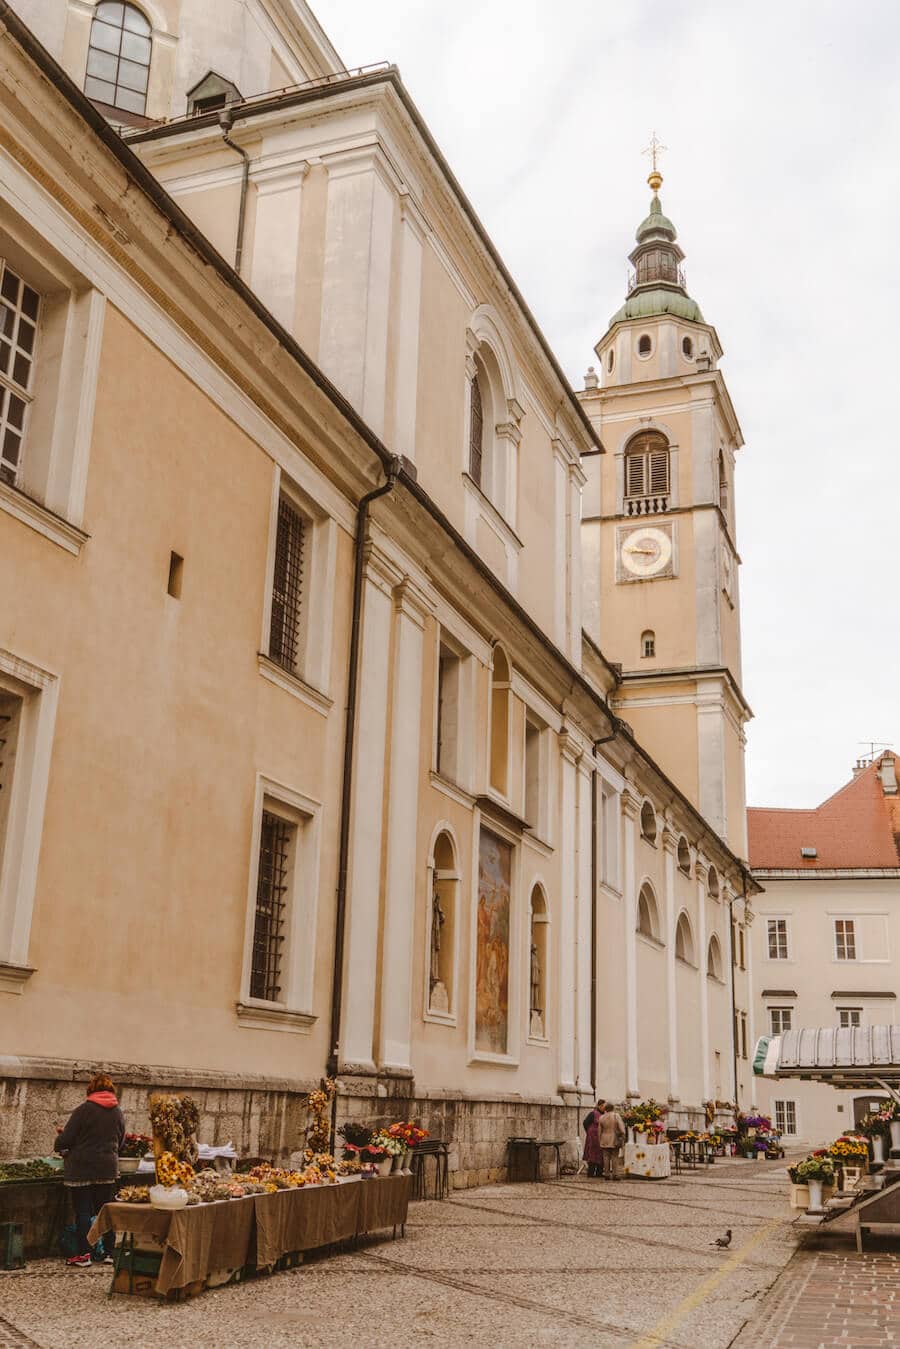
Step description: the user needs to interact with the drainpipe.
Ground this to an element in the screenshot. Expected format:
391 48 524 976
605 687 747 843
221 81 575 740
590 727 618 1093
728 891 740 1110
218 108 249 275
328 458 402 1128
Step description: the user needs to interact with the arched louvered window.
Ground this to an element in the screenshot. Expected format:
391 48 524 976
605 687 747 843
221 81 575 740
468 375 484 488
625 431 669 505
85 3 152 116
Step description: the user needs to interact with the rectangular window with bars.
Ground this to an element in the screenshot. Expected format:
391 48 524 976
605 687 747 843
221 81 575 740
268 496 305 675
838 1007 862 1028
834 918 857 961
0 263 40 489
769 1006 792 1035
767 917 789 960
250 809 295 1003
774 1100 797 1135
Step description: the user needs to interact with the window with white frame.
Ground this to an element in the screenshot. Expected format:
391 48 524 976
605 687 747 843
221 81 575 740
767 917 789 960
523 716 548 837
427 830 457 1019
599 783 620 890
436 643 461 781
769 1006 792 1035
838 1007 862 1028
489 647 510 798
0 263 40 489
250 809 295 1002
834 919 857 961
774 1100 797 1135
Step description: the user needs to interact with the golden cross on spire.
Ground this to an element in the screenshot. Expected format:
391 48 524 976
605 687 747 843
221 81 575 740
642 132 667 192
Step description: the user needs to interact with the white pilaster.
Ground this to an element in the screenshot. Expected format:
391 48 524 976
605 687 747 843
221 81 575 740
575 758 593 1090
557 732 579 1092
392 199 424 461
622 787 640 1097
319 149 397 436
551 441 568 652
249 160 308 329
567 457 586 665
696 857 711 1102
339 544 401 1073
662 826 679 1103
378 579 431 1074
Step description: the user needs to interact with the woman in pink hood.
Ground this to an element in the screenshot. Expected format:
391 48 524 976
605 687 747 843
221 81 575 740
55 1072 126 1267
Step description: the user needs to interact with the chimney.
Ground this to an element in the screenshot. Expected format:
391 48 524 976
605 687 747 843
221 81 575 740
852 758 867 778
880 753 897 795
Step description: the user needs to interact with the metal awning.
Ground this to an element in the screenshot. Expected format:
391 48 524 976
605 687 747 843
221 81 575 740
754 1026 900 1095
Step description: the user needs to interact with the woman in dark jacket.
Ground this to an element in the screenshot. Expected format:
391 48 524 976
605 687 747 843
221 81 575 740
55 1072 125 1267
582 1100 605 1178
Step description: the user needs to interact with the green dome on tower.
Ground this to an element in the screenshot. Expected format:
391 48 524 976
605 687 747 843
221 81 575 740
608 174 703 327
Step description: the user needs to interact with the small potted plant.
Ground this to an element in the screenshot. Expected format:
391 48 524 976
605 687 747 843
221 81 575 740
795 1154 835 1213
119 1133 152 1174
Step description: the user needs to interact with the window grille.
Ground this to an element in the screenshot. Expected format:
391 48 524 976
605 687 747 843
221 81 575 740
84 2 152 116
623 432 669 515
774 1100 797 1135
769 1006 792 1035
767 918 789 960
468 375 484 488
269 497 305 674
834 919 856 961
250 810 293 1002
0 264 40 488
838 1007 862 1028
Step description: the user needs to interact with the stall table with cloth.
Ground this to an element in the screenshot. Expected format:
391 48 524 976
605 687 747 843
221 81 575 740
622 1142 671 1179
90 1175 411 1299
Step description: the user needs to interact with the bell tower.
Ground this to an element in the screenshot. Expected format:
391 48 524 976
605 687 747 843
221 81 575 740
580 155 750 856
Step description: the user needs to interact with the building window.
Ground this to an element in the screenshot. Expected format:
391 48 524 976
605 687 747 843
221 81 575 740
0 690 23 883
0 264 40 488
707 934 723 980
468 374 484 488
641 630 655 659
740 1011 748 1059
528 885 549 1038
769 1006 792 1036
250 810 295 1003
268 496 305 675
682 336 693 359
707 866 720 900
677 836 691 874
675 912 695 964
738 925 746 970
718 450 728 514
436 644 461 781
834 919 857 961
637 333 652 357
524 718 541 832
84 2 152 116
427 830 457 1018
774 1100 797 1135
767 918 789 960
838 1007 862 1028
489 647 510 797
624 431 669 515
599 783 620 891
186 71 242 116
637 883 661 942
640 799 657 844
607 349 614 373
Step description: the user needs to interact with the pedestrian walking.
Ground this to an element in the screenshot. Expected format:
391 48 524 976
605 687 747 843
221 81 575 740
582 1100 606 1177
55 1071 125 1267
597 1102 626 1180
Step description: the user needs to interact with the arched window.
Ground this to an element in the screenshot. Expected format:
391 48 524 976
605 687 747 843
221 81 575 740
707 866 720 900
528 885 549 1038
675 912 695 964
682 335 693 359
624 431 669 511
427 830 458 1016
489 646 510 797
641 630 655 659
637 333 652 357
85 3 152 116
468 374 484 488
640 800 657 844
718 450 728 514
677 836 691 875
707 934 723 981
637 882 661 941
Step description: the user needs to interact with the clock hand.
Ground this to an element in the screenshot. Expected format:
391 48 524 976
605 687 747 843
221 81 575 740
625 546 658 556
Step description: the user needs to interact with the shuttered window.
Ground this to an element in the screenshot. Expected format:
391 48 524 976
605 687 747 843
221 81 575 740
469 376 484 488
624 432 669 502
269 497 305 675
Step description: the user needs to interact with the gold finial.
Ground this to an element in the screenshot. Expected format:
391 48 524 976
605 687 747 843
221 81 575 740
642 131 667 192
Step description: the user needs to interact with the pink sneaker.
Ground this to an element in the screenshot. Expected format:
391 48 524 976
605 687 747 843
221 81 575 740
66 1253 91 1268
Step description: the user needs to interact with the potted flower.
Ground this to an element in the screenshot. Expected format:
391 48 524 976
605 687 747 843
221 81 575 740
387 1121 429 1173
119 1133 152 1174
862 1108 894 1165
337 1121 373 1160
795 1154 835 1213
371 1130 404 1175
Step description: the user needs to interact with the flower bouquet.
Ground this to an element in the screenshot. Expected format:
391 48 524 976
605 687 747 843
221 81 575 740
795 1155 835 1183
119 1132 152 1173
337 1121 374 1160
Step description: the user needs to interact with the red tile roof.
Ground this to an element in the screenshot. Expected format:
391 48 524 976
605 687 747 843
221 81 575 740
748 755 900 870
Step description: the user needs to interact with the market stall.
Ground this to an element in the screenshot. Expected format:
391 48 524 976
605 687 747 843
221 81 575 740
622 1142 670 1179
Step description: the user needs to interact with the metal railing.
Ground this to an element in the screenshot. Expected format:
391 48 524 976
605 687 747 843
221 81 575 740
627 263 686 294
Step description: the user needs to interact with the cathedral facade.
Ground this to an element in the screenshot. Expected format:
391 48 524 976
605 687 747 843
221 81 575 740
0 0 758 1180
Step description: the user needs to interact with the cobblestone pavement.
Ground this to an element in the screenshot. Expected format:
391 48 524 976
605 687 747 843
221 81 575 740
735 1243 900 1348
0 1158 813 1348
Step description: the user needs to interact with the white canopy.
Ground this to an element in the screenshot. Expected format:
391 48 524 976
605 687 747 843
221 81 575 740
754 1026 900 1095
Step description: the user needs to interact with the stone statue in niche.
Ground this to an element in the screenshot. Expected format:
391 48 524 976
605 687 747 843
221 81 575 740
529 942 543 1037
429 888 449 1014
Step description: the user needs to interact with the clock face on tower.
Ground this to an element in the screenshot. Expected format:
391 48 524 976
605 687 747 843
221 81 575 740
617 523 675 581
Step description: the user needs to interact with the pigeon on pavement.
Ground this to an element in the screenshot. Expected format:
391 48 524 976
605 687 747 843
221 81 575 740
711 1229 733 1248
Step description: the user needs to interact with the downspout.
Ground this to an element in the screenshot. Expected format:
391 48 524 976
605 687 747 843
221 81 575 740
591 728 618 1093
328 458 401 1134
218 108 249 274
728 891 740 1110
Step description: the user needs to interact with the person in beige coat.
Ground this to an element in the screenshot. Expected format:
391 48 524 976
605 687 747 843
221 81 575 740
597 1103 626 1180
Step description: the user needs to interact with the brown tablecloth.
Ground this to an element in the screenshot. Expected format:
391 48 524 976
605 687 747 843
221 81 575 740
90 1176 411 1294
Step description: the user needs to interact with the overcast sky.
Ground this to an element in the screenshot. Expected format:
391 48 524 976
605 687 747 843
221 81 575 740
316 0 900 809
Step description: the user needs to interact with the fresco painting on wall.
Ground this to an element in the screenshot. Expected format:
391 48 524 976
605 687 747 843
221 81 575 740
475 828 511 1054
